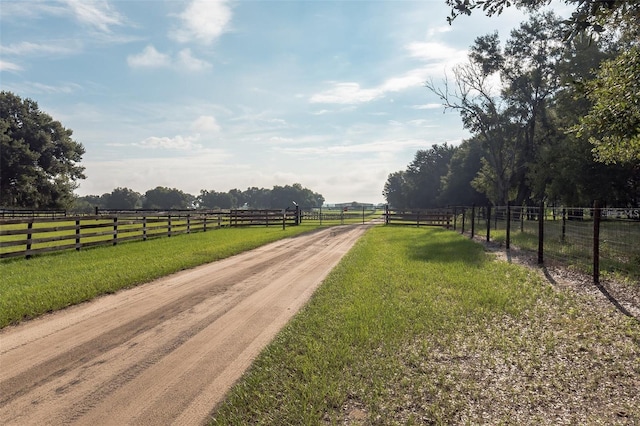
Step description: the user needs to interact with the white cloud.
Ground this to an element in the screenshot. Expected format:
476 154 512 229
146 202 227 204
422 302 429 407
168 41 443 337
137 134 201 150
412 104 442 110
0 60 23 72
127 45 171 68
64 0 124 33
1 41 80 56
406 41 467 62
310 82 382 105
192 115 220 133
127 46 211 72
274 139 428 156
310 67 433 106
177 48 212 71
172 0 232 45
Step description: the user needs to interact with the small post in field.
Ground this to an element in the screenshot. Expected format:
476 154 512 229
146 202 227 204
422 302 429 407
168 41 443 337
113 217 118 246
75 219 81 251
486 204 491 242
593 201 601 284
26 221 33 259
538 201 544 264
506 202 511 250
470 204 476 238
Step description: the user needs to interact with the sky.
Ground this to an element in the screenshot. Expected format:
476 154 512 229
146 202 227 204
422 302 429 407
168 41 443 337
0 0 545 205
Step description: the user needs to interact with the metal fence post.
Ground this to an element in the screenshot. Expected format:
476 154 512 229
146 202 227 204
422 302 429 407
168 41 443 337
593 201 601 284
486 204 491 242
471 204 476 238
538 201 544 264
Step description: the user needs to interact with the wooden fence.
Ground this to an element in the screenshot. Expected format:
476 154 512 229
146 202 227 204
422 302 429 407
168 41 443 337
0 209 300 259
384 207 453 228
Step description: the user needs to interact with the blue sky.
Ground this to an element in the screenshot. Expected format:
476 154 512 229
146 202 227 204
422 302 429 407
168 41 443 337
1 0 541 205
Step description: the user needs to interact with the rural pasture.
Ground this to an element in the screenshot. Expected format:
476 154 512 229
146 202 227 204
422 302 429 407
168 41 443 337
1 215 638 424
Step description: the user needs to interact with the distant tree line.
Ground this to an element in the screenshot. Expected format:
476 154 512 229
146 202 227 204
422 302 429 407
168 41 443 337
74 183 325 213
384 8 639 210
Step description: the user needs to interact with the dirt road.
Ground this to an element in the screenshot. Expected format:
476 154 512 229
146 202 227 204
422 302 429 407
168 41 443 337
0 223 373 425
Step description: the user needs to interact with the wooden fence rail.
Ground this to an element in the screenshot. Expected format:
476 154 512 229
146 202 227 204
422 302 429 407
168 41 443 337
384 207 453 228
0 209 299 259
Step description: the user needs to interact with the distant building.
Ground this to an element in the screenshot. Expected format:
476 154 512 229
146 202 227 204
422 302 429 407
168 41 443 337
332 201 375 211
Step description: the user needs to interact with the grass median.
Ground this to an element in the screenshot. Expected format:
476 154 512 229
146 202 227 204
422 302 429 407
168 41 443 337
210 226 640 425
0 224 321 328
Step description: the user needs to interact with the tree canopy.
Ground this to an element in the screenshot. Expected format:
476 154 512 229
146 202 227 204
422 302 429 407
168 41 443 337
1 91 85 208
385 7 639 209
571 45 640 164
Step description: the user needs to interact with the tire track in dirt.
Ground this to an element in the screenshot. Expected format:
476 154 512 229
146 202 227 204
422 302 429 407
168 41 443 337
0 223 375 425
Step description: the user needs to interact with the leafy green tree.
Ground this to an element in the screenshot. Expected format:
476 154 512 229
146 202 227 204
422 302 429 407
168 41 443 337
0 91 85 208
143 186 194 209
439 138 489 206
269 183 324 209
198 189 235 209
571 46 640 165
405 144 456 208
104 187 142 210
427 14 563 205
383 171 409 209
445 0 640 38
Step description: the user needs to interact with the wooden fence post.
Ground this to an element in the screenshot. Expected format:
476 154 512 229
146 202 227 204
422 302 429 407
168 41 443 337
461 208 466 234
143 215 147 241
453 207 457 231
113 217 118 246
75 219 81 251
593 201 601 284
168 214 172 237
26 221 33 259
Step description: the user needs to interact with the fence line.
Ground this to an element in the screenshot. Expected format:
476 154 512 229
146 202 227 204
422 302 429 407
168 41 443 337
383 207 453 228
449 203 639 283
0 209 300 259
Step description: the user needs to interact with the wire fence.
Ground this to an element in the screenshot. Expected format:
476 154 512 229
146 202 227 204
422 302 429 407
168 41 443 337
451 204 640 283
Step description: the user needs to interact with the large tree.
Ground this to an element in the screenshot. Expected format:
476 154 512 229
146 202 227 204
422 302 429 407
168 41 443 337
382 171 408 209
383 144 456 209
446 0 640 171
0 91 85 208
427 13 564 205
570 45 640 165
143 186 194 209
445 0 640 38
438 137 489 206
104 187 142 210
198 189 235 209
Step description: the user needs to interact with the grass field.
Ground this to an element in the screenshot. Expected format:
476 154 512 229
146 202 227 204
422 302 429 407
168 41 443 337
0 224 322 328
210 227 640 424
2 222 638 423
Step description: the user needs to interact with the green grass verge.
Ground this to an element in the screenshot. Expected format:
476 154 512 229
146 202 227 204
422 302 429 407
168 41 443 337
0 224 322 328
210 226 640 424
